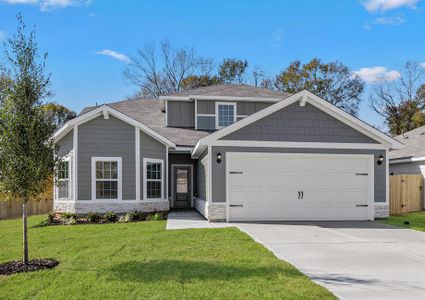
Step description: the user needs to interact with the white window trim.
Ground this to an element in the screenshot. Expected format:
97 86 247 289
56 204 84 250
56 155 72 201
215 102 237 129
143 158 165 200
91 157 123 201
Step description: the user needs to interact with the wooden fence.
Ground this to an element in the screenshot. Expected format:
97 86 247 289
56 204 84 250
0 182 53 219
390 174 424 216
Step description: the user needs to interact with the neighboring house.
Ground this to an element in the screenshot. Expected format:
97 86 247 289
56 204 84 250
389 126 425 202
53 84 402 221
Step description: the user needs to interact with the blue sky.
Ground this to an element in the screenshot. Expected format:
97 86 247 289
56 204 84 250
0 0 424 129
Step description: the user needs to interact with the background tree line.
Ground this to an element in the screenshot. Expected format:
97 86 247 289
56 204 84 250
124 41 425 135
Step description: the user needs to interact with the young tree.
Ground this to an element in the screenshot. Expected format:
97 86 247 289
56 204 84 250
219 58 249 84
369 62 425 135
0 73 12 102
0 15 55 264
274 58 365 116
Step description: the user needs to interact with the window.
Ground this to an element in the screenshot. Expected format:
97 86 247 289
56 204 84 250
91 157 122 200
143 158 164 199
216 102 236 129
57 160 70 199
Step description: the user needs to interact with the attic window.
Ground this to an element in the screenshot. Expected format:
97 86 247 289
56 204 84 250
216 102 236 129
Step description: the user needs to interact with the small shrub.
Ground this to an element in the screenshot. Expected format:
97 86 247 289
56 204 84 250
62 217 77 225
146 212 166 221
59 212 78 225
103 211 117 222
61 212 77 220
47 211 55 223
118 215 128 223
126 211 147 222
87 212 102 223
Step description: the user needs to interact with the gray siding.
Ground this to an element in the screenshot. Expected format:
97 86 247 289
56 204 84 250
197 116 215 130
221 103 379 144
56 130 73 157
211 147 386 203
195 150 208 201
197 100 272 115
390 161 424 175
237 102 271 115
78 116 135 200
197 100 215 114
140 131 167 199
168 153 196 198
167 101 195 128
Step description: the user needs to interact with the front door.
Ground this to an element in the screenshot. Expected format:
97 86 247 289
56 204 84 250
173 167 191 208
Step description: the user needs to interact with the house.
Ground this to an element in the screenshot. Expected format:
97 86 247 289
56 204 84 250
53 84 402 221
389 125 425 202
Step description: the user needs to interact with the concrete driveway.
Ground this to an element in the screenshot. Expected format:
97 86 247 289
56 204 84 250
167 211 425 299
236 221 425 300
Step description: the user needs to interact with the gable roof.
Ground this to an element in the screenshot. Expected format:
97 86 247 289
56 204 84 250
160 84 292 101
56 98 209 147
192 90 403 157
389 125 425 160
54 103 176 147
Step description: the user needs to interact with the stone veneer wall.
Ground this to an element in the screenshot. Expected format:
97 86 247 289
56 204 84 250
194 198 226 221
374 203 389 219
193 201 389 221
54 200 169 214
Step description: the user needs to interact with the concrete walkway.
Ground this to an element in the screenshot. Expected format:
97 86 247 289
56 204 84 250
166 210 425 300
166 210 231 230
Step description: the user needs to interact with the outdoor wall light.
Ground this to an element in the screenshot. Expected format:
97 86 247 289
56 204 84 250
216 152 222 164
377 154 384 166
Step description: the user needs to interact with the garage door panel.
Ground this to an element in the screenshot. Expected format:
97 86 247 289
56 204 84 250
228 153 373 221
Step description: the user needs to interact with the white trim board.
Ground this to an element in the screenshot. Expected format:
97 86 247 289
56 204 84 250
54 104 175 148
209 140 388 149
192 90 402 158
390 156 425 164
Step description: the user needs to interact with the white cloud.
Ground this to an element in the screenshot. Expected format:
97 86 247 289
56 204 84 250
373 14 405 25
362 0 418 12
354 66 401 83
0 0 91 11
420 62 425 68
96 49 130 63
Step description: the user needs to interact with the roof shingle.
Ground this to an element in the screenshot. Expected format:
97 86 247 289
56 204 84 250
390 125 425 159
166 83 291 99
79 84 293 147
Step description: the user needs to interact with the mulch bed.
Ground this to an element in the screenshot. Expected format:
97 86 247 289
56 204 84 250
0 259 59 276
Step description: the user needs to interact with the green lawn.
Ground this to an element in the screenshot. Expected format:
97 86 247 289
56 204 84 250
378 211 425 232
0 215 334 300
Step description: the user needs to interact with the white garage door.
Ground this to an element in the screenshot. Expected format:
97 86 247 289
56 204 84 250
227 153 374 221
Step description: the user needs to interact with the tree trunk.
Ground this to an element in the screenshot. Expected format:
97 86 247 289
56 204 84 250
22 201 29 264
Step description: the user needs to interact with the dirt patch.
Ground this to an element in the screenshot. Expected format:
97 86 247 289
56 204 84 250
0 259 59 276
